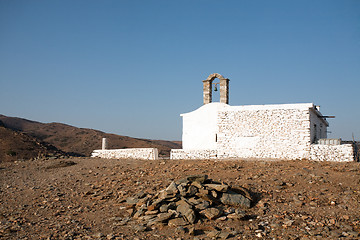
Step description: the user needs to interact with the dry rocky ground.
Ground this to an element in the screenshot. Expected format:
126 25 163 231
1 157 360 240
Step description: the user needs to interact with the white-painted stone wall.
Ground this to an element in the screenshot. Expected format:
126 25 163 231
216 104 313 160
170 149 218 160
181 103 227 150
91 148 158 160
310 144 354 162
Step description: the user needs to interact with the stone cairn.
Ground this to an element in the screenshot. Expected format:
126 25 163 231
123 175 253 233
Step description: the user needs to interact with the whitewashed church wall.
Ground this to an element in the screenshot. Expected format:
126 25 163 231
310 144 354 162
182 103 228 150
216 107 312 160
91 148 158 160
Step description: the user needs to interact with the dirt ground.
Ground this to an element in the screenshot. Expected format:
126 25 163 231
1 157 360 239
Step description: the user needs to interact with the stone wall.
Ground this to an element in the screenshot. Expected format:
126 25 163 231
310 144 354 162
91 148 158 160
170 149 218 160
216 104 312 160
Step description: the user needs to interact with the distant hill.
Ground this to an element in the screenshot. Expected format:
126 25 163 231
0 120 65 162
0 115 181 160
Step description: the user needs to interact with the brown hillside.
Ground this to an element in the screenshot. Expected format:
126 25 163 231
0 121 63 162
0 115 181 157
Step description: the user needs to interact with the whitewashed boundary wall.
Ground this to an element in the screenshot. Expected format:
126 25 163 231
170 149 218 160
171 145 355 162
91 148 158 160
310 144 354 162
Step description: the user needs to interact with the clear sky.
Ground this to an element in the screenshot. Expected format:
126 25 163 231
0 0 359 141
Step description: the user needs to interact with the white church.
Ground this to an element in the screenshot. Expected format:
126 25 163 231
170 73 355 162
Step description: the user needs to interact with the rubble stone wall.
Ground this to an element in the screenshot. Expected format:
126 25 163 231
170 149 218 160
216 104 312 160
91 148 158 160
310 144 354 162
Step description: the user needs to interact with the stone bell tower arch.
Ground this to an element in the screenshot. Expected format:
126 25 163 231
203 73 230 105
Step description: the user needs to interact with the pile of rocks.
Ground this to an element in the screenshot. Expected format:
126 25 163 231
124 175 253 229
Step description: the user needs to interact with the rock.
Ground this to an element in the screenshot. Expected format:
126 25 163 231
168 209 181 218
158 189 177 200
188 197 202 205
218 232 230 239
211 190 218 198
191 181 203 189
186 175 208 183
200 208 223 220
345 231 359 237
235 208 246 218
157 212 173 222
138 215 157 222
135 191 146 199
231 186 252 200
126 208 134 216
168 218 188 227
224 207 235 214
227 208 246 220
188 226 195 235
145 210 158 215
175 226 187 234
196 191 218 204
177 201 196 224
147 199 163 211
207 230 221 238
195 200 210 211
177 184 187 196
133 224 147 232
114 217 130 226
204 184 229 192
126 197 139 205
187 185 198 196
93 232 104 238
220 191 251 208
282 219 294 227
106 233 115 239
133 206 147 219
167 202 177 210
166 181 178 193
159 204 168 213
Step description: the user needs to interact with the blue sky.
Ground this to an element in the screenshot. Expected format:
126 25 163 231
0 0 359 141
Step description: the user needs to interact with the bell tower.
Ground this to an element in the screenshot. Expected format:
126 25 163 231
202 73 229 105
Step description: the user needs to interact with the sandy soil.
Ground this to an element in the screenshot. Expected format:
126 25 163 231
1 157 360 239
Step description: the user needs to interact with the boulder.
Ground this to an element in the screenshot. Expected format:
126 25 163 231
220 191 251 208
